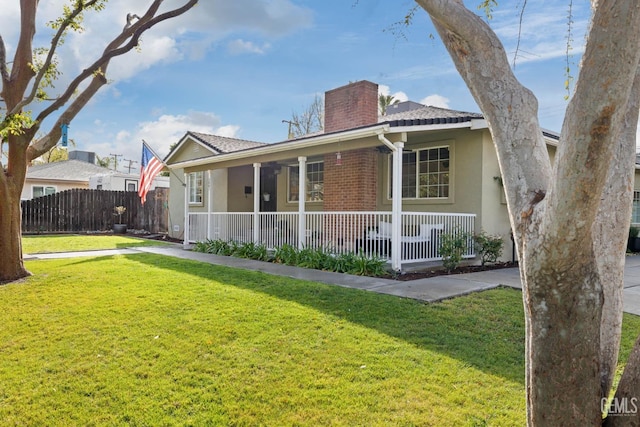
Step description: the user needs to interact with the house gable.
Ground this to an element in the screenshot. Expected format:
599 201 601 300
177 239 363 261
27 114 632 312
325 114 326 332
165 131 266 164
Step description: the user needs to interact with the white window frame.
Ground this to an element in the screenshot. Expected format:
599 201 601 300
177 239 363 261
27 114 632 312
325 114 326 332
32 185 56 199
188 171 204 206
388 145 451 200
288 161 324 203
632 191 640 224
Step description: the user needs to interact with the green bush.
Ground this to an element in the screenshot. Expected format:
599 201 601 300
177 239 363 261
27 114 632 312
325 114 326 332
473 231 505 266
273 244 299 265
439 228 471 272
348 252 386 276
194 240 387 277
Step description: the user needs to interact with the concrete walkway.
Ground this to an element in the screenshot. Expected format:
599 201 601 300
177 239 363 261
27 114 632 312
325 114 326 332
26 246 640 316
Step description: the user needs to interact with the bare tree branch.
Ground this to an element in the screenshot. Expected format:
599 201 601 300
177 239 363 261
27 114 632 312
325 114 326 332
27 0 198 160
7 0 39 106
9 0 102 117
0 35 9 88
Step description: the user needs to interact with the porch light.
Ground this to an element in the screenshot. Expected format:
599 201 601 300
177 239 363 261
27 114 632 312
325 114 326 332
336 152 342 166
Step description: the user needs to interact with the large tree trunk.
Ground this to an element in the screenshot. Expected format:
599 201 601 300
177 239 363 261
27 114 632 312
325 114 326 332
416 1 640 425
0 137 30 283
0 184 29 283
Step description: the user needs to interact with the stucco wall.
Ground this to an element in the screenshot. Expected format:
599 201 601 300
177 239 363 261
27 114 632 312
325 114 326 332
227 165 254 212
377 128 484 216
168 169 185 240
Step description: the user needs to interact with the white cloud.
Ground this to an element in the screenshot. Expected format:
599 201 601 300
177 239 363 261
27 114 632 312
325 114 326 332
124 111 236 158
78 110 239 172
189 0 314 37
420 94 450 108
216 125 241 137
378 85 409 103
0 1 313 89
227 39 271 55
109 36 181 81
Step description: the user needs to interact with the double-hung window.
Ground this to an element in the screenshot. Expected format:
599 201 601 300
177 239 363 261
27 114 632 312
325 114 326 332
288 161 324 202
188 171 204 205
391 146 450 199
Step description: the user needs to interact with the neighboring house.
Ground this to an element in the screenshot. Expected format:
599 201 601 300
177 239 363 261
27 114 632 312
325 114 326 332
22 159 116 200
89 173 169 192
165 80 561 271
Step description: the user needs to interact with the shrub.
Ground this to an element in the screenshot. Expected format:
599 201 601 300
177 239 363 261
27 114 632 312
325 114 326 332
273 244 298 265
439 228 471 272
348 252 386 276
473 231 505 266
194 240 388 277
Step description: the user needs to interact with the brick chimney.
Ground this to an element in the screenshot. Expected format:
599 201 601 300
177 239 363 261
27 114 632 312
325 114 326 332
324 80 379 133
322 80 379 213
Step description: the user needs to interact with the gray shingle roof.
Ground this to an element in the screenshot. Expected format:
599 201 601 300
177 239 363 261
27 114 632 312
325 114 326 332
188 131 266 154
380 103 483 127
27 160 115 181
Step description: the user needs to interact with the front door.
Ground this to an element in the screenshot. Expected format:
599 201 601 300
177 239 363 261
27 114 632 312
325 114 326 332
260 167 277 212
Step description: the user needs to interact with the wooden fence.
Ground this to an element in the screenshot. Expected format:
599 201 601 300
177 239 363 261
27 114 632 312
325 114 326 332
21 188 169 234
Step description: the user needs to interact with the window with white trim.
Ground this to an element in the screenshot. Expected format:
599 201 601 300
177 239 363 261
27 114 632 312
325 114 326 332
288 161 324 202
390 146 450 199
32 186 56 199
188 171 204 205
633 191 640 224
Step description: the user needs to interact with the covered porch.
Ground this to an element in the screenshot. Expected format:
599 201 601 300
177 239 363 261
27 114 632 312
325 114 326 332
178 126 478 271
185 210 476 269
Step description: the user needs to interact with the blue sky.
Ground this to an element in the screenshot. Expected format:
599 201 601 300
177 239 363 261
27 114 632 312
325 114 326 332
3 1 592 173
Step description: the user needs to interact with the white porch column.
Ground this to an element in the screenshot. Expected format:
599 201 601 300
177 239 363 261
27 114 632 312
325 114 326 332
298 156 307 249
183 172 190 249
253 163 261 243
391 142 404 271
206 170 213 240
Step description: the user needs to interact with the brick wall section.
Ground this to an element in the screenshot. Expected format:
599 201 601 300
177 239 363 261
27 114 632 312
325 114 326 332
324 80 379 133
323 148 378 211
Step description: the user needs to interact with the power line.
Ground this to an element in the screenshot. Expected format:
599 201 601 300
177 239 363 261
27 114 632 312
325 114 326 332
122 158 138 174
109 153 122 171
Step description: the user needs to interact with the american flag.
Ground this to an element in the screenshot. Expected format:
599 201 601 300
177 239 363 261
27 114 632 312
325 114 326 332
138 142 164 204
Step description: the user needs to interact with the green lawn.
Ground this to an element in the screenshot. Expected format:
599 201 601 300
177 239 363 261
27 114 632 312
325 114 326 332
22 234 170 254
1 253 639 426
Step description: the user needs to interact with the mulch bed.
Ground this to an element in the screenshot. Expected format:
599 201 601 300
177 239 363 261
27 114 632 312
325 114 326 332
389 262 518 281
132 233 183 244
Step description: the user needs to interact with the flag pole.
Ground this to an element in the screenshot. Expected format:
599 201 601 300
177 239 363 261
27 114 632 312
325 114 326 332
142 139 185 187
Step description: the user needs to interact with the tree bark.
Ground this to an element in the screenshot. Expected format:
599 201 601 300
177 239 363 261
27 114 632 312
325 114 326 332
0 135 30 283
416 0 640 425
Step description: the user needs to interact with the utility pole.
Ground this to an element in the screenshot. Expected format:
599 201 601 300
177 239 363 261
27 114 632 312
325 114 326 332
282 120 299 140
109 153 122 171
123 158 138 174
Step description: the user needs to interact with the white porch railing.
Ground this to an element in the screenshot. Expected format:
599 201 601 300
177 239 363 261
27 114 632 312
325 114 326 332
187 211 476 264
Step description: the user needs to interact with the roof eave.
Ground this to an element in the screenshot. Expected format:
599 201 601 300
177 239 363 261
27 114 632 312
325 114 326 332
385 120 481 134
168 123 391 169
